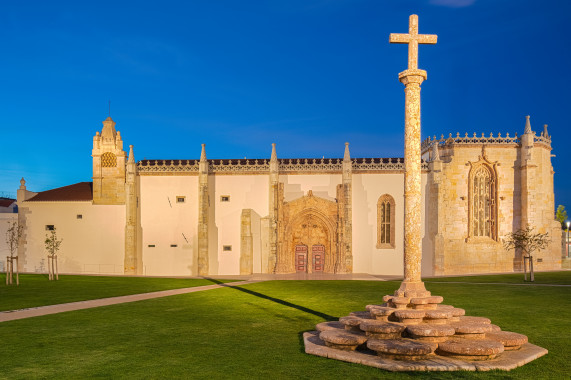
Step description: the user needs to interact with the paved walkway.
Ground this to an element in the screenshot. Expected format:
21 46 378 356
0 280 261 323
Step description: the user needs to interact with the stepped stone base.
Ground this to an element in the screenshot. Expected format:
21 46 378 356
304 331 548 371
305 288 547 371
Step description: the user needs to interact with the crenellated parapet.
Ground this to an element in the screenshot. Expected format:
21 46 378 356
421 130 552 157
137 157 429 174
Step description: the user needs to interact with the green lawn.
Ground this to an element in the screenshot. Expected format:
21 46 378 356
423 270 571 285
0 274 235 311
0 273 570 379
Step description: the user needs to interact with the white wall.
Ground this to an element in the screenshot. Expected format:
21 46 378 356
352 173 405 275
211 175 269 275
20 202 125 274
280 173 341 202
139 175 198 276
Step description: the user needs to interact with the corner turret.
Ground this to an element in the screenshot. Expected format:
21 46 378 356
92 116 127 204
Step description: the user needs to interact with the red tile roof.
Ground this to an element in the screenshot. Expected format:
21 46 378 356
0 198 15 208
27 182 93 202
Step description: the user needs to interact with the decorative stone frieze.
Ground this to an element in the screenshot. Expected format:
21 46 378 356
136 157 424 175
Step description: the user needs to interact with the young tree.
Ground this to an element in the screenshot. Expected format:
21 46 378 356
45 228 63 281
556 205 568 229
5 221 23 285
503 226 550 281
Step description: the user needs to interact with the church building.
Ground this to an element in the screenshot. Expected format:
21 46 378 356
13 115 561 276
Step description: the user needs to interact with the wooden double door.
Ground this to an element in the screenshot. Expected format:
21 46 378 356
295 244 324 273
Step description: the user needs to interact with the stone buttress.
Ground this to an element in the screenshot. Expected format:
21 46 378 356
198 144 209 276
124 145 141 274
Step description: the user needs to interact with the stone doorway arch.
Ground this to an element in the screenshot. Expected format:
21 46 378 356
276 191 338 273
290 212 332 273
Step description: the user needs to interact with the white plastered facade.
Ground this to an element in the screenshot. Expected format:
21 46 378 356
10 117 562 276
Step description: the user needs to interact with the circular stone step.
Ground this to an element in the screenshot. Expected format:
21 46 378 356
365 304 385 311
426 295 444 304
394 309 426 324
367 338 436 360
349 311 373 319
424 309 453 324
339 316 364 331
360 320 406 339
452 322 494 339
369 307 396 321
390 296 411 309
406 324 456 342
437 304 454 309
459 316 491 324
449 307 466 321
319 330 367 351
316 321 345 332
486 331 528 350
437 339 504 360
409 297 439 310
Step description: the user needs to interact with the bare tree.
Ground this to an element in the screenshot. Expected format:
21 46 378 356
45 228 63 281
503 226 550 281
5 221 23 285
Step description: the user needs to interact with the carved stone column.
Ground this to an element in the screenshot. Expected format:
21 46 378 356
390 14 436 297
198 144 209 276
399 70 427 294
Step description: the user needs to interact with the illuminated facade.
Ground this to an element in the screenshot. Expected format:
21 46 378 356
13 116 562 276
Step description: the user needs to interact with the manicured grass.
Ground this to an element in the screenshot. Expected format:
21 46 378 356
0 276 569 379
424 270 571 285
0 274 235 311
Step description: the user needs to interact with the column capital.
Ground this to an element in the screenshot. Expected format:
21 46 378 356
399 69 427 84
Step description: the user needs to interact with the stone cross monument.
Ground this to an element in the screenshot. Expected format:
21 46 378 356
390 14 436 297
305 16 547 369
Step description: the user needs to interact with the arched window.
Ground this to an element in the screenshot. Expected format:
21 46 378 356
101 152 117 168
468 160 498 241
377 194 395 249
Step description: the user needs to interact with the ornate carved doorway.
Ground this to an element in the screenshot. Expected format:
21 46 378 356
275 191 340 274
290 213 332 273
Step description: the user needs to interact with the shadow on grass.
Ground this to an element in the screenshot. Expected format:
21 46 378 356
205 278 337 355
204 277 336 321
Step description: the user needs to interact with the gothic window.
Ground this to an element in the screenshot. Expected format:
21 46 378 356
101 152 117 168
468 163 498 241
377 194 395 249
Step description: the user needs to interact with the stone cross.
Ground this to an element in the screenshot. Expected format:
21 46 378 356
389 14 437 70
390 15 437 297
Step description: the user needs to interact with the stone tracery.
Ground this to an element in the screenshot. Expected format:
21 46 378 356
467 153 499 241
376 194 395 249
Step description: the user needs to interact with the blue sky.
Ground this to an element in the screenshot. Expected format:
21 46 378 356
1 0 570 212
